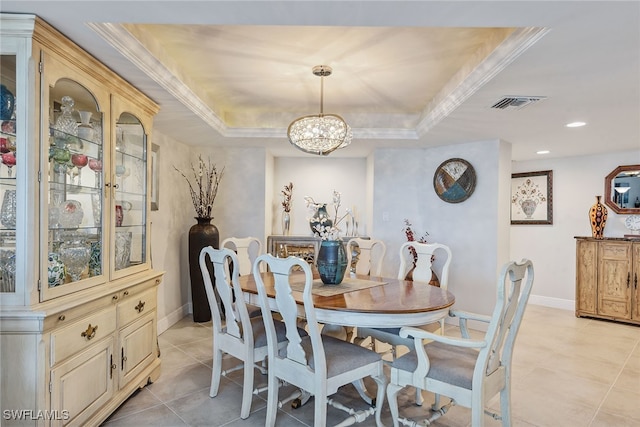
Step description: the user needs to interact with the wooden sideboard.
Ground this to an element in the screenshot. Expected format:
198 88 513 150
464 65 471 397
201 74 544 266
575 237 640 325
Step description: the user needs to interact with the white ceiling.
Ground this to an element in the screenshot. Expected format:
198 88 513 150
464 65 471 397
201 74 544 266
2 1 639 161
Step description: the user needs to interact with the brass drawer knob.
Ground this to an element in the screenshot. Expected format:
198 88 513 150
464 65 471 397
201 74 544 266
135 301 146 313
58 315 66 321
123 290 129 296
81 324 98 340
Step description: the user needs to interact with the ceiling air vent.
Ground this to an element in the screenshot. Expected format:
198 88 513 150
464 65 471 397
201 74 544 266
491 96 546 110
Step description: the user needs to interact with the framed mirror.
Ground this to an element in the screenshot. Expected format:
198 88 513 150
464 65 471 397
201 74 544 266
604 165 640 214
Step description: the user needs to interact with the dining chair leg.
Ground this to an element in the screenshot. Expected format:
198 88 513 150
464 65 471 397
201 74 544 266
210 345 223 397
373 373 387 427
386 382 403 427
265 371 279 427
240 358 254 419
314 393 328 427
500 382 512 426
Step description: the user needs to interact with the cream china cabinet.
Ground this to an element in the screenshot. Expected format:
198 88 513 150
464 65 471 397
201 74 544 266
0 14 163 426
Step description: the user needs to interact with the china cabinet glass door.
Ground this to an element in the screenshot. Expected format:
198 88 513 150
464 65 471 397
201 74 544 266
112 111 147 277
42 62 108 300
0 54 17 297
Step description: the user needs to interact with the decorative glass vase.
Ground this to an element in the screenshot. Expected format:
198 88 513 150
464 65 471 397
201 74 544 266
282 211 291 235
77 111 94 141
1 189 17 228
316 240 348 285
115 230 132 270
58 199 84 229
59 238 91 282
589 195 608 239
54 95 78 137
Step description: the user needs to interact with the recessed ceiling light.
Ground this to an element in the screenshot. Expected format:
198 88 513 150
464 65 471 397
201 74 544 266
537 150 550 155
566 121 586 128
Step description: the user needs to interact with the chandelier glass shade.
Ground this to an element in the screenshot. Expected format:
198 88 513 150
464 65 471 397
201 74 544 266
288 65 352 155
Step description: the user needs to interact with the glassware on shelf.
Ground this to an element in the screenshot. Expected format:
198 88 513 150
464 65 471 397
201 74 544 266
1 151 16 177
59 237 91 282
54 95 78 137
89 241 101 276
51 146 71 182
77 111 94 141
91 193 101 227
88 158 102 188
0 249 16 292
71 153 88 186
0 136 14 153
1 190 16 228
57 199 83 229
115 230 132 270
115 126 125 153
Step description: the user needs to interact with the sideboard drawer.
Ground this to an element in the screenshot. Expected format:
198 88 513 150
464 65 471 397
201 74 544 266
117 288 157 327
50 307 116 366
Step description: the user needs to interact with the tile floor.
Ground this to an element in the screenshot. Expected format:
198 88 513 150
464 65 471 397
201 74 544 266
102 305 640 426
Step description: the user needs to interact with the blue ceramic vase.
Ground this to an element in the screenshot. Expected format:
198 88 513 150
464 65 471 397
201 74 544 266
0 85 15 120
316 240 348 285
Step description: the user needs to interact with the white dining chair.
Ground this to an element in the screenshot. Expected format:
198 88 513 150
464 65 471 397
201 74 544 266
355 241 452 406
221 236 263 317
357 242 453 354
387 259 534 427
253 253 387 427
346 237 387 277
221 236 262 275
199 246 295 419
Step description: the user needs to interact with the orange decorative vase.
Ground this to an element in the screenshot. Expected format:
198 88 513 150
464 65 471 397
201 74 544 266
589 196 607 239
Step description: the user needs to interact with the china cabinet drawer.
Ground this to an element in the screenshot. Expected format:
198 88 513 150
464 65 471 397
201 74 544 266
117 287 156 327
50 307 116 366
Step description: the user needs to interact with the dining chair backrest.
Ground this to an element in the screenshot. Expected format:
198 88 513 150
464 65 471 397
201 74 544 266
200 246 251 351
221 236 262 275
346 237 387 276
252 253 387 426
398 241 452 289
254 254 318 371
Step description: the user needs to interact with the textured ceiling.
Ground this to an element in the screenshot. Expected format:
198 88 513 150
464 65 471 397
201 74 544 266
1 1 639 160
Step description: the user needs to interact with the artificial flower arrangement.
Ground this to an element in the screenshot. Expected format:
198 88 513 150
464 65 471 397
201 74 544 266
174 155 225 219
281 182 293 212
403 218 429 264
304 190 352 240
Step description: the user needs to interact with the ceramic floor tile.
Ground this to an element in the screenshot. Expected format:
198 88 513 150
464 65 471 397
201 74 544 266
599 386 640 422
146 362 213 403
101 403 188 426
102 388 163 423
101 306 640 427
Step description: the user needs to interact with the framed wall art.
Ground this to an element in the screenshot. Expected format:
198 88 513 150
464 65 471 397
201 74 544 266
150 143 159 210
511 170 553 224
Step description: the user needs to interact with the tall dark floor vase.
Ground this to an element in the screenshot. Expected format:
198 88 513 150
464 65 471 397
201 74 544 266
188 217 220 322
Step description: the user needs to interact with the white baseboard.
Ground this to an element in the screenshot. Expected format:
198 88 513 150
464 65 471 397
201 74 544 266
529 294 574 311
157 303 191 334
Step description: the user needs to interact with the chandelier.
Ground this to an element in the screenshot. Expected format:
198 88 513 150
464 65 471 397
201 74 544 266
287 65 352 155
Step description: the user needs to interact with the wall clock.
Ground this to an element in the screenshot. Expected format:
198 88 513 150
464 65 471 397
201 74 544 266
433 158 477 203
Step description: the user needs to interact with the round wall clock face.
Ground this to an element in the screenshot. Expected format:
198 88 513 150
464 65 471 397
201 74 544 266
433 158 477 203
625 214 640 231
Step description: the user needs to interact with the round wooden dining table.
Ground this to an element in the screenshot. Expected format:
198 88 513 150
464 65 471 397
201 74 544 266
238 272 456 328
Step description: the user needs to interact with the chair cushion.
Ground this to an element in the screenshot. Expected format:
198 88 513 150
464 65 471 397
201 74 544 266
281 335 381 378
371 327 401 335
251 317 306 348
392 341 479 390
